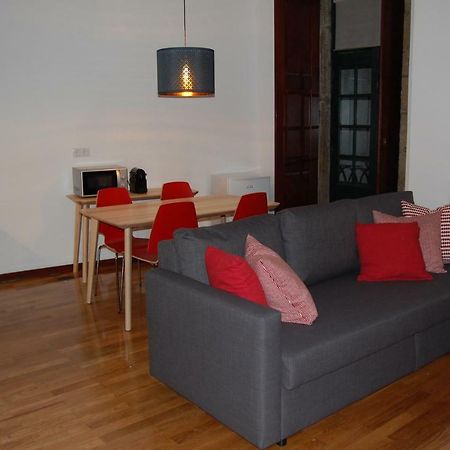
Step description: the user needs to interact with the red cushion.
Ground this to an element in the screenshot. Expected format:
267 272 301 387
356 222 432 282
205 246 267 306
373 210 446 273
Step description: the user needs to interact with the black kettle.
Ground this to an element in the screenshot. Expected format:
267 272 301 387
129 168 147 193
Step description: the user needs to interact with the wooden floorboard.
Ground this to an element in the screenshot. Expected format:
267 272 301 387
0 270 449 449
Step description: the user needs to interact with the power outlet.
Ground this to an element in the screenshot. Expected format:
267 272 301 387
73 147 90 158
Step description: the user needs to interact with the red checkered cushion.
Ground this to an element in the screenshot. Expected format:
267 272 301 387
401 200 450 264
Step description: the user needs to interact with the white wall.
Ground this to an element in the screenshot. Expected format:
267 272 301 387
406 0 450 207
0 0 274 274
5 0 443 275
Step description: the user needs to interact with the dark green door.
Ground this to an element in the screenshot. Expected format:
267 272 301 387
330 48 379 200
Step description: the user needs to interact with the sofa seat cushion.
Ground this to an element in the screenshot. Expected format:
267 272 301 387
281 269 450 390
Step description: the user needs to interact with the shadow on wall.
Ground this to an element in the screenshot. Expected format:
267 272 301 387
0 229 41 275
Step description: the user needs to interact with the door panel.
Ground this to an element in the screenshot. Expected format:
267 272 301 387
283 159 318 207
275 0 320 209
330 0 404 200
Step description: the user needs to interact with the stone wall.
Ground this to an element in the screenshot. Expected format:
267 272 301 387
397 0 411 190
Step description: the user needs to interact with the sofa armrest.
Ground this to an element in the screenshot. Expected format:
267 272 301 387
146 268 282 449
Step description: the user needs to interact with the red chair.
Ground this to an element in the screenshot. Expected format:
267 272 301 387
95 187 146 311
161 181 194 200
233 192 269 222
132 201 198 266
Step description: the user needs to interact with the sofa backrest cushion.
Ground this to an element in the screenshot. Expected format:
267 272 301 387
158 240 180 273
166 191 415 286
278 191 415 285
172 214 283 284
354 191 414 223
279 200 359 285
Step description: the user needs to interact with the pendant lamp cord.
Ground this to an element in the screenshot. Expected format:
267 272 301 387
183 0 187 47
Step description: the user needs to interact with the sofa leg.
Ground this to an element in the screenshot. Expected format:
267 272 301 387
277 438 287 447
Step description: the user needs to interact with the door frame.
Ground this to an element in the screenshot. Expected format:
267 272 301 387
317 0 408 202
330 47 380 200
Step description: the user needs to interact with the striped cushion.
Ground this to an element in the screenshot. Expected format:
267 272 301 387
401 200 450 263
245 235 318 325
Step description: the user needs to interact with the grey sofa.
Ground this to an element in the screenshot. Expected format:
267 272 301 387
145 191 450 449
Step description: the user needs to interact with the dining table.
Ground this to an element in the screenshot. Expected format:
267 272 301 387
67 188 195 282
81 195 280 331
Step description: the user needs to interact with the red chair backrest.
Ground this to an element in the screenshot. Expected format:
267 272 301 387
161 181 193 200
96 187 132 244
233 192 268 222
148 201 198 255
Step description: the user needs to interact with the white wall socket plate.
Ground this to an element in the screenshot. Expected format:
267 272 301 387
73 148 90 158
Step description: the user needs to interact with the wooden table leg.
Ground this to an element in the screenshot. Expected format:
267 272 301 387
73 203 82 276
81 205 90 283
86 218 99 304
124 227 132 331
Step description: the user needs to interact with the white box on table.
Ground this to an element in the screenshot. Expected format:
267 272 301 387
211 172 271 197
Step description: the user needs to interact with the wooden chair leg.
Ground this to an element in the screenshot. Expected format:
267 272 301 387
138 259 142 288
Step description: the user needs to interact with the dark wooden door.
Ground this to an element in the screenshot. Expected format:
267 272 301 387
329 0 404 201
275 0 320 209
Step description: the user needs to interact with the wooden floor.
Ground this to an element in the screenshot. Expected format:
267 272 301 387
0 269 449 450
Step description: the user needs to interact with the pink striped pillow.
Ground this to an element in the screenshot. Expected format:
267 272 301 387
245 235 318 325
401 201 450 264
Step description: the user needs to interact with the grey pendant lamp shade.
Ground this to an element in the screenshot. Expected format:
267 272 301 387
157 0 215 97
157 47 214 97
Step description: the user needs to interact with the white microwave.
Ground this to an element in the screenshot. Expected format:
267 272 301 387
72 165 128 197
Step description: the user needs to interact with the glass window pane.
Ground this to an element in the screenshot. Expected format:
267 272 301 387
339 129 353 155
356 99 371 125
355 160 370 184
357 68 371 94
338 159 353 183
340 69 355 95
340 99 354 125
356 130 370 156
